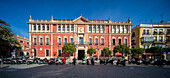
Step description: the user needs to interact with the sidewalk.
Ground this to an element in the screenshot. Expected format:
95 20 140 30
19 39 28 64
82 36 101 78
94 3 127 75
0 65 10 69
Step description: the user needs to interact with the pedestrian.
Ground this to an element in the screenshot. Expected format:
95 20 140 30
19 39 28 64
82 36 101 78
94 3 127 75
73 57 76 65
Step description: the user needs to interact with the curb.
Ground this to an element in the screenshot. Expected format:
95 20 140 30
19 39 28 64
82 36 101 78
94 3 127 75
0 66 10 69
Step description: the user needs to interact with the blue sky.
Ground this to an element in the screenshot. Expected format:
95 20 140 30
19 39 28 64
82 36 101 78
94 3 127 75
0 0 170 38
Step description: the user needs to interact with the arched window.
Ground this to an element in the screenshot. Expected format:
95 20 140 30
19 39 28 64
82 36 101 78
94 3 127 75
89 26 92 31
71 26 74 31
97 26 100 31
63 25 65 31
47 25 49 31
93 26 96 31
34 25 36 30
101 26 104 31
58 25 61 31
43 25 45 30
38 25 41 30
67 26 69 31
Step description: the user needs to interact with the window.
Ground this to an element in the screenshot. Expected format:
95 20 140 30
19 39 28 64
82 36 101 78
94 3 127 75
160 37 163 42
132 32 135 37
26 47 29 50
20 40 24 43
34 38 37 45
71 26 74 31
46 49 49 56
124 39 127 45
58 50 61 56
167 29 170 34
47 25 49 31
112 27 115 32
64 38 67 44
112 39 115 45
40 38 43 45
118 39 121 45
58 38 61 45
58 25 61 31
101 38 104 45
97 26 100 31
43 25 45 30
27 42 29 45
101 26 104 31
38 25 41 30
46 38 49 45
101 50 104 56
89 38 92 45
143 29 145 34
21 45 24 49
147 29 149 34
93 26 96 31
95 38 98 45
89 26 92 31
70 38 73 44
79 37 83 44
67 26 69 31
34 25 36 30
63 25 65 31
154 37 157 41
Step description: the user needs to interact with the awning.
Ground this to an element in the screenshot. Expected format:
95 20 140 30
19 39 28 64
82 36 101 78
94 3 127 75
143 52 153 55
116 52 122 57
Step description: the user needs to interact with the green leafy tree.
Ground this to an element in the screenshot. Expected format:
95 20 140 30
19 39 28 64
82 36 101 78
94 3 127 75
131 48 145 58
0 19 21 57
62 43 76 57
101 47 112 57
87 47 96 57
146 47 163 60
113 44 130 58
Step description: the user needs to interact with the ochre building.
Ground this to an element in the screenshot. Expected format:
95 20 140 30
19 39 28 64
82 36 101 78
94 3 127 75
27 15 133 59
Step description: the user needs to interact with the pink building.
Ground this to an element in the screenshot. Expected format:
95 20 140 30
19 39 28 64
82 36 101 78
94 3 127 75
27 15 133 59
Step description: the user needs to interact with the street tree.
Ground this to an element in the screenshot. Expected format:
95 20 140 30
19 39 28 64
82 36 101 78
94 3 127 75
101 47 112 57
131 48 145 58
62 43 76 57
146 47 163 60
113 44 130 58
87 47 96 57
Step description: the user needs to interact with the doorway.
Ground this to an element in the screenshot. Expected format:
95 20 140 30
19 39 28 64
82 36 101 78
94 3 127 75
78 50 85 60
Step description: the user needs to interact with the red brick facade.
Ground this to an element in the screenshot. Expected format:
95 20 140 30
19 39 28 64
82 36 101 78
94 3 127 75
27 15 133 59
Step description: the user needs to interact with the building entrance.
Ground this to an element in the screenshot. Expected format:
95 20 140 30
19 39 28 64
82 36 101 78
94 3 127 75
78 50 85 60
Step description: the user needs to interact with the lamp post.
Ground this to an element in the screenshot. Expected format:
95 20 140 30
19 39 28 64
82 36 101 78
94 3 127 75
58 44 60 58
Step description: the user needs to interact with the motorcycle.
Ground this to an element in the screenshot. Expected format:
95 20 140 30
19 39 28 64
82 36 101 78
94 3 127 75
116 59 126 66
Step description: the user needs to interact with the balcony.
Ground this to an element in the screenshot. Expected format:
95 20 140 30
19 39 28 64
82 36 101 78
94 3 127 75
141 37 153 44
153 31 158 35
159 32 164 35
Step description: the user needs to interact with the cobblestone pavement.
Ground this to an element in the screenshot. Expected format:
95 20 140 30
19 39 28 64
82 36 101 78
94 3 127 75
0 64 170 78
